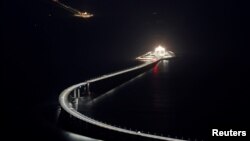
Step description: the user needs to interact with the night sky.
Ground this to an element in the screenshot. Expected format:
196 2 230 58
3 0 250 140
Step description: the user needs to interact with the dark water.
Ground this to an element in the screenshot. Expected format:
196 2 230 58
3 0 249 141
76 56 249 141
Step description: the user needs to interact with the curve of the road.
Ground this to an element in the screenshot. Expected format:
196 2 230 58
59 59 185 141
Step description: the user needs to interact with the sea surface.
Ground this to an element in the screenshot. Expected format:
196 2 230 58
63 55 248 141
3 1 249 141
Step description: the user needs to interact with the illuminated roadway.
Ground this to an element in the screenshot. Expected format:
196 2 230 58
59 56 185 141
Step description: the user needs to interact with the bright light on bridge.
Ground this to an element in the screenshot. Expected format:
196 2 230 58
154 45 166 57
136 45 174 61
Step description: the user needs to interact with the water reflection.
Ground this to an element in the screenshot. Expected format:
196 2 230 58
64 131 102 141
85 71 148 105
57 60 177 140
162 60 169 73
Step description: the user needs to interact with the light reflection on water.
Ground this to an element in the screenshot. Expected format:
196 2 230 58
74 61 173 134
86 71 149 106
64 131 102 141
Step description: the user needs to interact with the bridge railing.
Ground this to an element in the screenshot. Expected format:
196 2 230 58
59 59 186 141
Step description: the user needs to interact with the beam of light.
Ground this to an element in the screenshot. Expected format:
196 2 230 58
52 0 94 19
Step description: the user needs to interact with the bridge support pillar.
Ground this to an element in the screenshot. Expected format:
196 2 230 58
73 89 77 98
83 85 86 94
77 88 80 97
86 83 90 95
73 88 81 98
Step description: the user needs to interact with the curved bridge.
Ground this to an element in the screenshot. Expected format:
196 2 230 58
59 58 185 141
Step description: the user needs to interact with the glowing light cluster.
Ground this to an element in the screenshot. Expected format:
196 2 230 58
136 45 174 61
154 45 166 56
74 12 94 18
